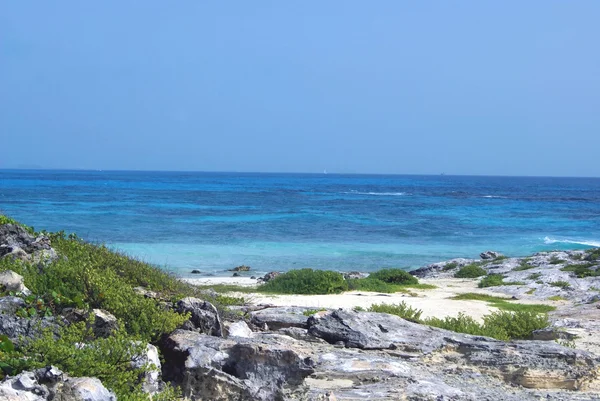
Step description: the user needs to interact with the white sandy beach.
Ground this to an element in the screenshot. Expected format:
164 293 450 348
183 277 554 321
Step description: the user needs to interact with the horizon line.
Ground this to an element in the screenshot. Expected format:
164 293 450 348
1 167 599 179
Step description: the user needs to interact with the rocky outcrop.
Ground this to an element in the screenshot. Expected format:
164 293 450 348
0 367 116 401
131 343 162 395
231 265 251 272
480 250 503 260
92 309 118 338
258 272 281 282
0 271 30 295
160 329 315 401
250 306 313 330
176 297 223 336
0 312 57 346
0 224 57 266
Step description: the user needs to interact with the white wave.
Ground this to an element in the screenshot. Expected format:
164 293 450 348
543 236 600 247
481 195 507 198
343 191 407 196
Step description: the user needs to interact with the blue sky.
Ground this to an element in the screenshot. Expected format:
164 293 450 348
1 2 599 176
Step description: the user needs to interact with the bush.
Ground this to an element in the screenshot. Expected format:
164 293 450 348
346 278 399 293
258 269 348 294
369 269 418 285
454 263 487 278
450 293 555 313
368 302 423 323
549 280 571 289
442 261 459 271
478 274 505 287
425 313 509 340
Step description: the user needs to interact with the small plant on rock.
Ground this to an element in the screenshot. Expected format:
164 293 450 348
454 263 487 278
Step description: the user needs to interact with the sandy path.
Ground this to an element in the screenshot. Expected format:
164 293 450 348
184 277 552 321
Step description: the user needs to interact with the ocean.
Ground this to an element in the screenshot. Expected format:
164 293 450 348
1 170 600 277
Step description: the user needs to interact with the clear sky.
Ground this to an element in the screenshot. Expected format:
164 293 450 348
1 2 599 176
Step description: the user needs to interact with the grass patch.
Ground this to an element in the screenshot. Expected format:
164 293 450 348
346 278 435 294
302 308 327 316
450 293 555 313
548 295 567 301
192 284 257 294
443 261 459 271
454 263 487 278
526 273 542 280
560 263 599 278
478 274 524 288
549 256 565 265
525 288 535 295
368 269 418 285
549 280 571 289
259 269 348 295
513 261 535 271
368 302 423 323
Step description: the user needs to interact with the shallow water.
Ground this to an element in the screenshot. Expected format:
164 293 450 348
1 170 600 276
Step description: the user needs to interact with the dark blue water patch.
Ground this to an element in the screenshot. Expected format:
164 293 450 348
1 170 600 272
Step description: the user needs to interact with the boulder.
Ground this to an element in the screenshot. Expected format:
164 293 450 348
307 310 600 390
250 306 313 331
0 224 57 266
342 271 368 280
259 272 280 282
480 251 503 260
0 368 116 401
160 329 315 401
131 343 162 394
226 321 253 338
0 296 26 315
176 297 222 337
0 270 30 295
0 315 58 345
231 265 251 272
191 269 202 274
92 309 118 338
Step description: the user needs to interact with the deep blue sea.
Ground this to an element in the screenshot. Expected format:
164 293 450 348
1 170 600 277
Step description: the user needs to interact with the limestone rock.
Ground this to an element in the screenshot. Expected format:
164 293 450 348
131 343 162 394
259 271 281 282
226 321 254 338
161 329 315 401
54 377 116 401
231 265 251 272
92 309 118 338
0 270 30 296
480 250 503 260
176 297 222 336
0 224 57 266
250 306 313 331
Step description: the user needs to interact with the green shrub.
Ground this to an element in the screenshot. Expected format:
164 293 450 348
302 308 327 316
425 313 510 341
454 263 487 278
346 278 399 293
527 273 542 280
450 293 555 313
549 256 564 265
549 280 571 289
478 274 505 287
368 269 418 285
548 295 567 301
443 261 459 271
258 269 348 294
560 263 599 278
368 302 422 323
482 310 549 340
513 261 535 271
585 248 600 261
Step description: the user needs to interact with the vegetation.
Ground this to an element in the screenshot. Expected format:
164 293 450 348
549 280 571 289
442 261 459 271
560 263 600 278
585 248 600 261
478 274 524 288
258 269 348 294
525 288 535 295
367 302 423 323
368 269 418 285
549 256 565 265
526 273 542 280
548 295 567 301
513 261 535 271
302 308 327 316
346 278 401 293
454 263 487 278
450 293 555 313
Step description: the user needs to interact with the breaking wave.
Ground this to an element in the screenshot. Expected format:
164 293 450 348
543 236 600 247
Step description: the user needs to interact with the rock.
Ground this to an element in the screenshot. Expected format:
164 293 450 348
54 377 116 401
307 310 600 390
250 306 313 331
0 270 30 295
176 297 222 337
0 224 57 266
92 309 118 338
0 369 116 401
0 296 26 315
160 329 315 401
250 276 256 279
0 315 58 345
231 265 251 272
342 271 368 280
409 258 474 278
259 271 281 282
226 321 253 338
277 327 327 344
480 250 503 260
132 287 160 300
191 269 202 274
531 328 577 341
232 272 240 277
131 343 162 394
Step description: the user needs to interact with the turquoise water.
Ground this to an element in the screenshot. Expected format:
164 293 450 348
1 170 600 276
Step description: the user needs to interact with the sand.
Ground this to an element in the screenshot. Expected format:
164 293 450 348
183 277 551 321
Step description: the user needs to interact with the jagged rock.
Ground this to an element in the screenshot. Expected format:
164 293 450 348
131 343 162 394
132 287 161 300
342 271 368 280
176 297 222 337
307 310 600 390
0 224 57 266
232 272 240 277
161 329 315 401
409 258 474 278
191 269 202 274
226 321 253 338
259 272 281 282
480 251 503 260
231 265 251 272
531 327 577 341
0 369 116 401
0 315 58 345
92 309 118 338
250 306 313 331
0 270 30 295
54 377 116 401
0 296 26 315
